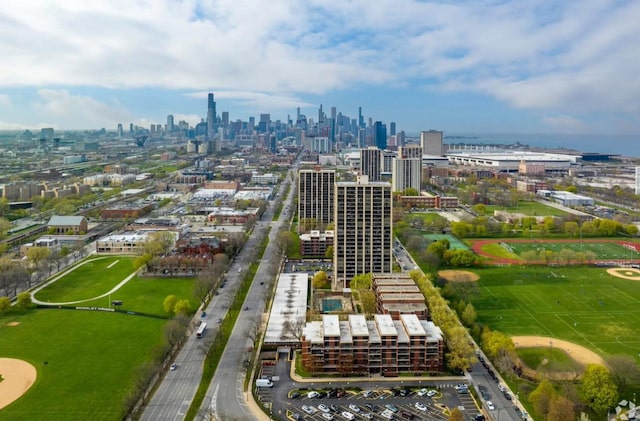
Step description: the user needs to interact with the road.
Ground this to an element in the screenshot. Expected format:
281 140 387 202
201 171 297 420
140 175 296 421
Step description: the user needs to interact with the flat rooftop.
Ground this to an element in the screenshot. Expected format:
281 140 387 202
263 273 309 345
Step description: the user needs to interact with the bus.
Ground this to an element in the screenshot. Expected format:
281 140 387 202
196 322 207 338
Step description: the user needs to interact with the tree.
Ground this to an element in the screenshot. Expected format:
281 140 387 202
163 295 178 315
606 355 640 394
0 296 10 314
26 246 52 272
529 379 556 419
16 291 32 308
580 364 618 414
448 408 464 421
360 291 377 314
282 319 306 345
312 271 330 289
143 231 175 256
461 303 477 327
481 329 515 360
548 396 575 421
174 299 191 316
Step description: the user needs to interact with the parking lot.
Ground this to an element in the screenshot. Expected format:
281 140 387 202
285 386 485 421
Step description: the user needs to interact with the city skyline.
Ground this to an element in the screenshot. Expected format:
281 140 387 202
0 1 639 136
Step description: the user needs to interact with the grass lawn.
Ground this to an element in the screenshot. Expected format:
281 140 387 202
484 201 569 217
80 275 196 315
507 240 639 260
517 347 583 372
470 266 640 363
34 256 136 303
0 309 165 421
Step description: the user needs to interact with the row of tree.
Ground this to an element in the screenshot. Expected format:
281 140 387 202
409 270 476 372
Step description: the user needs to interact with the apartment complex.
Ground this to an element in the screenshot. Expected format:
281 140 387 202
334 175 393 289
297 168 335 232
360 147 383 181
372 273 429 320
301 314 444 376
392 157 422 193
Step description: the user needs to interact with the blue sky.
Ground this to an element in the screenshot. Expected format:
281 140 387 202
0 0 639 135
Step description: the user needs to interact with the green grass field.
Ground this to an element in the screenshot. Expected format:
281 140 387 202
0 256 196 420
34 256 136 303
517 347 583 373
0 310 166 421
506 240 639 260
470 266 640 363
484 201 569 217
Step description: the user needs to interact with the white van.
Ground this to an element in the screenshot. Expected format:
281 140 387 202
255 379 273 388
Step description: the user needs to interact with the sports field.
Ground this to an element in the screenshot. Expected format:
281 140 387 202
471 238 640 264
423 233 470 250
470 266 640 363
508 240 639 260
0 256 196 420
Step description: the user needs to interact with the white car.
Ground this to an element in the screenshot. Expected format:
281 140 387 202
302 405 316 415
170 363 177 371
415 402 427 411
341 411 355 420
417 388 429 397
348 404 361 413
427 389 437 397
362 413 374 419
307 391 319 399
322 413 334 420
487 401 495 411
318 404 331 413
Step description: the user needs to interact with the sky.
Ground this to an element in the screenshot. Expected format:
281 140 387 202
0 0 639 136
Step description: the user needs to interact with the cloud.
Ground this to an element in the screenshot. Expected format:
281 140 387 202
0 1 638 131
0 94 10 108
185 91 315 111
541 115 586 133
35 89 132 128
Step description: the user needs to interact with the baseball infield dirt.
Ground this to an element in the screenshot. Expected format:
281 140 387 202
0 358 37 410
438 270 480 282
512 335 605 366
606 267 640 281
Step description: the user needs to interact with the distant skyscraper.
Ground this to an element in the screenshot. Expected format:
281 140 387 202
207 93 216 139
360 147 383 181
389 122 396 136
421 130 444 156
636 167 640 195
129 123 134 133
334 175 393 289
358 106 364 129
397 130 406 147
373 121 387 150
117 123 123 138
221 111 229 127
298 168 335 233
166 114 174 132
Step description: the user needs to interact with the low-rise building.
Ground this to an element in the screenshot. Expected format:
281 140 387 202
48 215 88 234
96 231 150 254
301 314 443 376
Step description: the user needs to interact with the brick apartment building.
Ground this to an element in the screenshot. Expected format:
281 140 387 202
301 314 444 376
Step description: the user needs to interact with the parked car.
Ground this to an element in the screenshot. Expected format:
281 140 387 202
318 404 330 413
415 402 427 411
487 401 495 411
384 404 399 413
348 404 360 413
321 413 334 420
307 391 319 399
341 411 355 420
290 392 300 399
302 405 316 415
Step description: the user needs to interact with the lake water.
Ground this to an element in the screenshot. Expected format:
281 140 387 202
445 133 640 158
